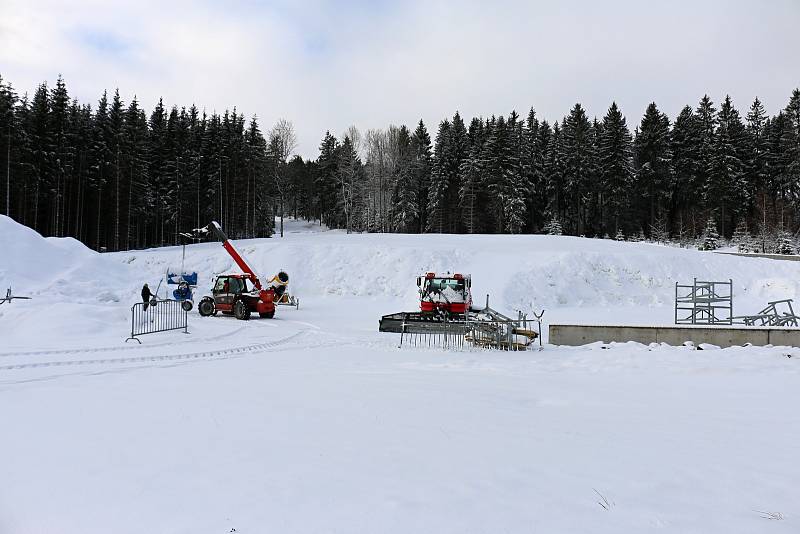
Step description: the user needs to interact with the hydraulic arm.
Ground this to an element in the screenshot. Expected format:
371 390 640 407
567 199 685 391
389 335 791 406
204 221 264 291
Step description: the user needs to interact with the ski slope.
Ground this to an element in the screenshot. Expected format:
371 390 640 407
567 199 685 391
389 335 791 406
1 214 799 533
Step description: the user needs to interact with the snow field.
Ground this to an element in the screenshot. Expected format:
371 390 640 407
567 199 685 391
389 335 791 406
1 214 799 533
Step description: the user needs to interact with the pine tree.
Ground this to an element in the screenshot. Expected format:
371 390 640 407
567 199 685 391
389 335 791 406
49 75 71 237
0 75 14 217
410 120 432 233
599 102 634 236
775 229 796 255
650 213 669 243
336 135 362 233
522 107 545 231
427 119 451 233
731 219 751 252
315 131 339 228
543 216 562 235
459 138 482 234
782 89 800 223
124 96 150 249
706 96 746 237
698 217 720 250
635 102 672 234
390 125 417 232
499 111 527 233
745 97 768 211
561 103 592 234
545 122 563 206
670 105 703 236
148 97 168 244
107 89 125 250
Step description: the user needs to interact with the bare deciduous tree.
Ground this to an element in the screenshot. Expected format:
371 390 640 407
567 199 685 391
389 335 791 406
269 118 298 237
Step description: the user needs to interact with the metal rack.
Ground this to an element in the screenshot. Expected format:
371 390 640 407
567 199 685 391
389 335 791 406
734 299 800 327
675 279 733 325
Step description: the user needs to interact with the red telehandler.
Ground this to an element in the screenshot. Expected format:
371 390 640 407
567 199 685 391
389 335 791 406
194 221 280 320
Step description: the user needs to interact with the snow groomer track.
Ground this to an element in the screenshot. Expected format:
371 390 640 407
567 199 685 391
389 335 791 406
0 330 314 371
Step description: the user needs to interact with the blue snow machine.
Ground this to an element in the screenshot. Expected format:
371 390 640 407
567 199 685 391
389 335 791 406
167 272 197 311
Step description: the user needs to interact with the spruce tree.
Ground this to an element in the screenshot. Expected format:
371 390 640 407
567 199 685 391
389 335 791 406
315 131 339 228
0 75 14 217
561 104 592 234
670 105 703 235
599 102 634 236
543 216 562 235
696 95 717 226
775 229 796 255
459 138 482 234
499 111 527 233
635 102 672 234
706 96 746 237
544 121 564 225
745 97 768 210
427 119 451 233
49 75 71 236
650 213 669 243
410 120 432 233
731 219 751 252
107 89 125 250
698 217 720 250
782 89 800 221
390 125 417 232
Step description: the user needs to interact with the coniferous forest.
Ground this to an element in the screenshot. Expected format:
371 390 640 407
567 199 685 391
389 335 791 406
1 74 800 251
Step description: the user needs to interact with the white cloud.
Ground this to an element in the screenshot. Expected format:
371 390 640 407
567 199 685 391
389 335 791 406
2 0 799 157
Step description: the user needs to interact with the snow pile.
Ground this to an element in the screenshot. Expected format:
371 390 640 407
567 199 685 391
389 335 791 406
4 214 800 324
0 215 134 303
118 227 800 325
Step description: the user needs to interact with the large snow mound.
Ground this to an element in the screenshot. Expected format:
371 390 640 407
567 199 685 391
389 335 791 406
0 215 133 303
118 228 800 323
4 214 800 320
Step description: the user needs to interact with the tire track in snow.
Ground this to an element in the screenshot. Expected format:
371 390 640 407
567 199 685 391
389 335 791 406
0 325 251 358
0 330 310 371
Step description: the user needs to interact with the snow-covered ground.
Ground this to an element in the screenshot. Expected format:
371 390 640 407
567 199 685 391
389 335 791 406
1 214 798 533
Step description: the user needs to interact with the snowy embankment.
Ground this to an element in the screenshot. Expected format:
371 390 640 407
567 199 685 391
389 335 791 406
3 213 800 345
1 214 799 533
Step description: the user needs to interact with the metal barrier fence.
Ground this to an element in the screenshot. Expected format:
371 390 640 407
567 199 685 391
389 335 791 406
126 299 189 343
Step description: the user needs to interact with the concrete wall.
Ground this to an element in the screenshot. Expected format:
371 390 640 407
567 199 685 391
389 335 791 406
549 324 800 348
714 251 800 262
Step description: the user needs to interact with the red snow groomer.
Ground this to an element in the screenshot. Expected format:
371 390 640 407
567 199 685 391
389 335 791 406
378 272 473 333
194 221 279 320
417 272 472 314
378 272 540 351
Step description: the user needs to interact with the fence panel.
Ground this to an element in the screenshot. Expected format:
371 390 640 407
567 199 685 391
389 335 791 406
126 299 189 343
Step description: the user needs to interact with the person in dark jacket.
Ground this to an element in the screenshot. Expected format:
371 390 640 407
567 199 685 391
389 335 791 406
142 283 154 311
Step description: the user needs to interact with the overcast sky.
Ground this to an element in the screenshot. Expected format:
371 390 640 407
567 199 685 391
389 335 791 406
2 0 799 157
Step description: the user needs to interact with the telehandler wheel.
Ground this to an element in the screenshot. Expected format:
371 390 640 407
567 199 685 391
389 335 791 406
259 310 275 319
198 298 215 317
234 299 251 320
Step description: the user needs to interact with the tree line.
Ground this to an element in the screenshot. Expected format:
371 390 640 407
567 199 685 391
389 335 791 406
0 74 283 251
296 90 800 241
2 73 800 250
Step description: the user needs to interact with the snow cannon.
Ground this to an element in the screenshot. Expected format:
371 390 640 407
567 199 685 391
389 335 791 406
269 271 290 297
270 271 300 309
172 281 194 311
